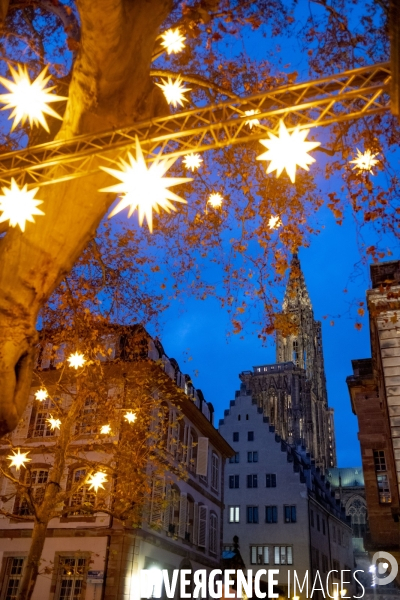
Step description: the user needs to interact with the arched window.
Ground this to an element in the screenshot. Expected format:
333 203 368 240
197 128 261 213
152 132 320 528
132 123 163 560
346 496 367 538
209 512 218 555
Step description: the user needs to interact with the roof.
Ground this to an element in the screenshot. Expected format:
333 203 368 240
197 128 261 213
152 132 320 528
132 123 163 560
326 467 364 488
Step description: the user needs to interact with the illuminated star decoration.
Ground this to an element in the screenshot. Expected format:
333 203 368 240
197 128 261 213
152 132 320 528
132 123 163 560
124 411 137 424
268 215 282 230
349 148 379 174
35 389 48 402
100 425 111 435
67 352 86 370
244 109 261 129
257 120 321 183
46 416 61 430
100 137 192 233
7 449 31 471
207 192 223 209
183 153 203 172
0 179 44 232
87 472 107 493
156 76 191 108
0 64 66 132
160 28 186 54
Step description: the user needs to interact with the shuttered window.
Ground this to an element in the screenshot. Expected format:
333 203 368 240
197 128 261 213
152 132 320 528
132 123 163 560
196 437 209 477
198 505 208 547
150 476 165 527
211 453 219 492
209 513 218 554
178 493 188 538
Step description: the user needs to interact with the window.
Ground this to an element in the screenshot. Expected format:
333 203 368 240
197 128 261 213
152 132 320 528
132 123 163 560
228 506 240 523
248 431 254 441
373 451 391 503
209 513 218 554
266 474 276 488
316 514 320 531
229 475 239 489
265 505 278 523
211 453 219 492
14 469 49 516
247 451 258 463
29 399 56 438
247 474 258 488
373 450 387 471
76 398 96 435
322 554 329 573
284 505 296 523
322 519 326 535
274 546 293 565
333 559 340 572
250 546 269 565
2 557 25 599
246 506 259 523
233 432 239 442
229 453 240 464
310 509 314 527
68 469 96 516
56 557 86 600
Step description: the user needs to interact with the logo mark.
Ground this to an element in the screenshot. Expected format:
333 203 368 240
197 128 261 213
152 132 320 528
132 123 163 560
371 551 398 586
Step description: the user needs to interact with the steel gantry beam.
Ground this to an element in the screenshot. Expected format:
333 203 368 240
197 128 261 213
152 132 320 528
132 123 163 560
0 61 391 188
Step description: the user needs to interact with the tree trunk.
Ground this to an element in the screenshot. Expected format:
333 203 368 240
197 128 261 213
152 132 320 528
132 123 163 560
18 520 48 600
0 0 172 436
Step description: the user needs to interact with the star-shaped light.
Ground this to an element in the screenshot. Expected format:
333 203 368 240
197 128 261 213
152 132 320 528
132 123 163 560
87 471 107 492
35 389 48 402
0 64 66 132
67 351 86 369
7 449 31 471
349 148 379 174
124 411 137 424
160 28 186 54
100 425 111 435
46 416 61 430
183 153 203 171
156 76 191 108
0 179 44 232
268 215 282 229
207 192 223 209
257 121 321 183
100 137 192 232
244 109 261 129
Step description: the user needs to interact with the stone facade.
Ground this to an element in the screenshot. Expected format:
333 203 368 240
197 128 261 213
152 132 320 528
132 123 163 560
240 254 337 470
220 390 354 597
0 328 233 600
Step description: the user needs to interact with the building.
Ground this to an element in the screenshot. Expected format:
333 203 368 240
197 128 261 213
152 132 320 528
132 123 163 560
240 254 337 470
219 388 354 598
347 260 400 570
0 326 233 600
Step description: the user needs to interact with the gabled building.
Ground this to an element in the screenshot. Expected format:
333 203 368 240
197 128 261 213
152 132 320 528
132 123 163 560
240 254 336 470
0 326 233 600
219 388 354 597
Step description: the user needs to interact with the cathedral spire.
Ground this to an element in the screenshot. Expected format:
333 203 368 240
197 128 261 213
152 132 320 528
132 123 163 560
282 253 312 312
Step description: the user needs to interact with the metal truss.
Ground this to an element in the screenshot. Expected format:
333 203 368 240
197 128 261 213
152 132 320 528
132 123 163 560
0 61 391 188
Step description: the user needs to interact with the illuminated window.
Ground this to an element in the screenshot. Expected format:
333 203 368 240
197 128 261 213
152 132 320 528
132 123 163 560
228 506 240 523
250 546 269 565
56 557 86 600
274 546 293 565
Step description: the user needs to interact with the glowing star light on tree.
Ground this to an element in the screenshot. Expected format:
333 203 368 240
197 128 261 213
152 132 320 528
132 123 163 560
257 120 321 183
67 351 86 369
0 179 44 232
268 215 282 229
208 193 223 209
87 472 107 493
0 64 66 132
46 416 61 430
160 28 186 54
35 389 48 402
183 153 203 171
100 425 111 435
7 449 31 471
100 137 192 233
349 148 379 173
124 411 137 424
156 76 191 108
244 109 261 129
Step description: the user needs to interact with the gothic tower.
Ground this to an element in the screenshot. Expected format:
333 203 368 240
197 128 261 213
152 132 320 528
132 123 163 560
240 253 337 470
